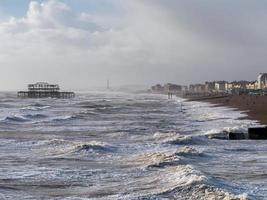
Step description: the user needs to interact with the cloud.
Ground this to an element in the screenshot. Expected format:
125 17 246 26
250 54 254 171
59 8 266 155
138 0 267 80
0 0 120 89
1 0 185 89
0 0 267 90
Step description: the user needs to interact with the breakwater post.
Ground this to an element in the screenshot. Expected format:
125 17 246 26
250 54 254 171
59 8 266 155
248 127 267 139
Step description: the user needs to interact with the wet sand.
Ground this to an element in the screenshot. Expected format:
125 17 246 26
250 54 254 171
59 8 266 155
186 95 267 125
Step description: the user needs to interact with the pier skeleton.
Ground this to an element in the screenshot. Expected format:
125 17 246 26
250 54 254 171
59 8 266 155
18 82 75 98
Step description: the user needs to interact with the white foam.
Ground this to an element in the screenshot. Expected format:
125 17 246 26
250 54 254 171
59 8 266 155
176 146 202 156
152 132 181 143
33 139 112 157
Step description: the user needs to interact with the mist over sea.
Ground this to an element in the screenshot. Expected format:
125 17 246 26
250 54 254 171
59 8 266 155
0 91 266 199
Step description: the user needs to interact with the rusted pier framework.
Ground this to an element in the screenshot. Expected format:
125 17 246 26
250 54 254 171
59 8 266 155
18 91 75 98
18 82 75 99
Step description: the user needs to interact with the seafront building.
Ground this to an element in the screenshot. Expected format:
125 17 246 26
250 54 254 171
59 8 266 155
164 83 182 93
150 83 187 95
18 82 75 98
150 73 267 96
151 84 164 93
215 81 227 92
205 81 216 92
258 73 267 89
189 84 206 93
225 81 257 91
246 81 258 90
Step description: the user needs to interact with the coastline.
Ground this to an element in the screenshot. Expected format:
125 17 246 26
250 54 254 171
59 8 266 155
185 95 267 125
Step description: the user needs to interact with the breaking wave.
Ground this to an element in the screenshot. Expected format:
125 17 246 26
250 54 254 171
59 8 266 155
151 132 181 143
23 114 48 119
205 126 249 140
175 146 203 157
0 115 29 123
34 139 115 157
168 135 206 145
124 151 181 169
72 141 115 153
0 113 48 123
50 115 75 122
122 157 249 200
21 103 51 111
149 163 250 199
123 147 203 171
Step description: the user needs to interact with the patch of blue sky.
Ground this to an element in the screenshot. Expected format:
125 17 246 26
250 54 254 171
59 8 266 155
63 0 122 14
0 0 122 18
0 0 36 17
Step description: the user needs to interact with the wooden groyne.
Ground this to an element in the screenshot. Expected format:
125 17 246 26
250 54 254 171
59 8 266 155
209 127 267 140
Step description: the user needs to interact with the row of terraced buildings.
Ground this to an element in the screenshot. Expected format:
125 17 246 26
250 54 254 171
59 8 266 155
150 73 267 96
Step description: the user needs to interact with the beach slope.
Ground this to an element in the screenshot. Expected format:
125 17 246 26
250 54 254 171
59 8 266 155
186 95 267 125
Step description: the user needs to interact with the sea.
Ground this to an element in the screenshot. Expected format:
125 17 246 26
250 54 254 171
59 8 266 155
0 91 266 200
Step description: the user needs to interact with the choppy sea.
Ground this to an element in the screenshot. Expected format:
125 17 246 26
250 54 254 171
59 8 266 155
0 91 266 200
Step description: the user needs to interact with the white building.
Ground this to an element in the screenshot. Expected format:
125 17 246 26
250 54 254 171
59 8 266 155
257 73 267 89
215 81 227 91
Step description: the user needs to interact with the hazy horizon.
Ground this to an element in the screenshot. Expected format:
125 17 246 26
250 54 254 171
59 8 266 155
1 0 267 90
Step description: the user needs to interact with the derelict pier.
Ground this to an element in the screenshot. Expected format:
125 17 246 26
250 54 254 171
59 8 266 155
18 82 75 98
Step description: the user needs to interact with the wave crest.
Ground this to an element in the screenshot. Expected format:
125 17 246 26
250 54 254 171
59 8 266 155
72 141 114 153
175 146 203 157
34 139 114 156
21 104 50 111
1 115 29 123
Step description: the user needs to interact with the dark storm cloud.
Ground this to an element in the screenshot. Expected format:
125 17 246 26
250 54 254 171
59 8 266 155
150 0 267 47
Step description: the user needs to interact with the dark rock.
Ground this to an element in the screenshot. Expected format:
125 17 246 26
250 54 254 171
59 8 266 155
228 132 246 140
248 127 267 140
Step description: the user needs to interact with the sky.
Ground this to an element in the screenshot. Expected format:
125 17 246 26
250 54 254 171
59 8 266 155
0 0 267 90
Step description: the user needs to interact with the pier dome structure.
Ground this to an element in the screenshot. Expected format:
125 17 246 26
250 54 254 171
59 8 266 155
28 82 60 92
257 73 267 89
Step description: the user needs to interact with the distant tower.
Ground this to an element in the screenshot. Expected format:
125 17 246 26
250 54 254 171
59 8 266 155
107 79 110 90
